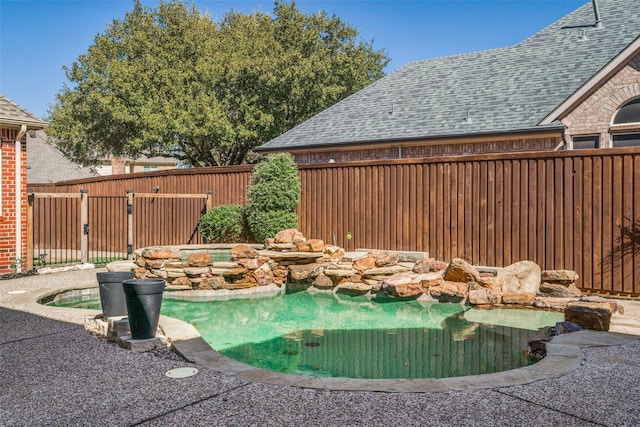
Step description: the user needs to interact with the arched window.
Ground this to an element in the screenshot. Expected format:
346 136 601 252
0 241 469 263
613 98 640 124
611 98 640 147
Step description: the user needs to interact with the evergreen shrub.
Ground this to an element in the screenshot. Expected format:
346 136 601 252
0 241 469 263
199 204 248 243
246 153 301 241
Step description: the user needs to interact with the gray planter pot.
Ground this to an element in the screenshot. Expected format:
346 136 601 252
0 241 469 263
122 279 165 340
96 271 134 318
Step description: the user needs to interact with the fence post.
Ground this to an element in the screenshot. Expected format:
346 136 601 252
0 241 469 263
26 191 34 271
80 190 89 264
126 190 134 260
206 191 213 212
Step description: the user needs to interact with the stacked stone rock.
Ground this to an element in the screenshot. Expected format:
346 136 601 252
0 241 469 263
133 246 267 291
265 229 416 296
130 232 623 331
322 249 411 296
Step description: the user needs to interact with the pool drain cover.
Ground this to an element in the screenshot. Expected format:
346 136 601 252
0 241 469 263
165 367 198 378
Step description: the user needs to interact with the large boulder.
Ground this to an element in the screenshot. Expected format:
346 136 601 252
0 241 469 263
297 239 325 252
429 281 468 303
198 276 227 290
413 258 447 274
353 256 377 272
187 252 211 267
541 270 578 284
565 302 613 331
323 245 345 262
289 263 326 283
313 274 335 289
579 296 620 313
231 245 258 260
497 261 541 294
539 282 581 298
468 287 502 305
477 275 503 291
382 274 424 299
370 250 399 267
416 272 444 290
443 258 480 283
274 228 306 244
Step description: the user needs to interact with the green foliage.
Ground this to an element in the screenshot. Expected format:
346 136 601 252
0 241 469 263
246 153 301 213
48 0 389 167
245 153 300 242
246 210 299 243
199 204 248 243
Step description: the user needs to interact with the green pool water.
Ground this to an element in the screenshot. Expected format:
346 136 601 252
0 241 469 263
49 291 562 379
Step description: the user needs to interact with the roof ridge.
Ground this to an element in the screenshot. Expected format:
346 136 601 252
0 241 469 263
515 0 592 46
399 45 514 69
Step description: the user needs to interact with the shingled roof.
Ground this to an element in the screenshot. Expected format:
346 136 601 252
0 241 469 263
26 131 96 184
0 94 48 129
259 0 640 151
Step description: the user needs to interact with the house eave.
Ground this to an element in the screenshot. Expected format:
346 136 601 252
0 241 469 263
256 126 565 153
0 117 48 130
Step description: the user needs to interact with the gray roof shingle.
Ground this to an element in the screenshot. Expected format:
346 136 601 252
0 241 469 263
27 131 97 183
0 94 48 129
260 0 640 151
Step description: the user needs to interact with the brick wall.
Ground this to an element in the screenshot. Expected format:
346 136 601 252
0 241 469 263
111 158 127 175
291 135 562 164
0 128 27 273
562 53 640 147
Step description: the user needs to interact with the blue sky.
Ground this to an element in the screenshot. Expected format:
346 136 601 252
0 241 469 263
1 0 586 119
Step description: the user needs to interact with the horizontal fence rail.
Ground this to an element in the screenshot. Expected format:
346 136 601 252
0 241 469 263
28 148 640 295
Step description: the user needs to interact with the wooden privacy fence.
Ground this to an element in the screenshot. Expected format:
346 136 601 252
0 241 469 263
28 147 640 295
28 191 212 267
298 149 640 295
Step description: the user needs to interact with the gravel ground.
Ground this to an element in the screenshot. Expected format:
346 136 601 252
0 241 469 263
1 268 640 426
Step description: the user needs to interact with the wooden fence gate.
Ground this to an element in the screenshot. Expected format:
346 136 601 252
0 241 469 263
27 191 212 269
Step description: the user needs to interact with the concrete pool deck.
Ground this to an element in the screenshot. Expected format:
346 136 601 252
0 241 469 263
2 267 640 425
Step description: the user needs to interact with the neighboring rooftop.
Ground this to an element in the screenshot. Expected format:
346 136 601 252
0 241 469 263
27 130 97 183
259 0 640 151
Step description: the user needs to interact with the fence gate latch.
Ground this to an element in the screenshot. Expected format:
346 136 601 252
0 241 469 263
127 204 133 214
83 224 90 235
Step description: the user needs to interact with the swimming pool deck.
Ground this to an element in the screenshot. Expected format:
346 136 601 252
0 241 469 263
2 267 640 425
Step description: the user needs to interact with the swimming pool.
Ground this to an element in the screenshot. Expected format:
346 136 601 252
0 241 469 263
48 289 562 379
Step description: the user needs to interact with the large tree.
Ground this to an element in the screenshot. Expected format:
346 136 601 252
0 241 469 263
48 0 389 167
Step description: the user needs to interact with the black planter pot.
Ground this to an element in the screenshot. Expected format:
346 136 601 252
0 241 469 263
122 279 165 340
96 271 134 318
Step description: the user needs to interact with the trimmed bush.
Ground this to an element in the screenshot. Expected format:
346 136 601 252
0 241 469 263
247 210 299 244
199 204 248 243
246 153 301 213
246 153 301 241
